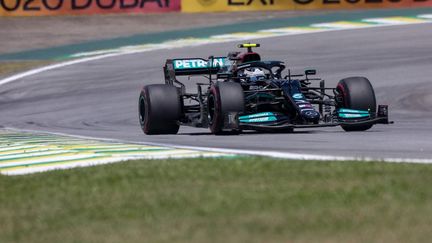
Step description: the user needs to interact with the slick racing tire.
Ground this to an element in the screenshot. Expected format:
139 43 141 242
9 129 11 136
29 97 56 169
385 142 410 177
139 84 181 135
208 82 245 135
336 77 377 132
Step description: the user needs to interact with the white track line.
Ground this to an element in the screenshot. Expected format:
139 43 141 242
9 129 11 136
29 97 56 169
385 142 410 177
4 127 432 164
1 18 432 164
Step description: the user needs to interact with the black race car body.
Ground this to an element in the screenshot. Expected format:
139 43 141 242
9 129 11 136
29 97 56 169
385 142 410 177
139 43 392 135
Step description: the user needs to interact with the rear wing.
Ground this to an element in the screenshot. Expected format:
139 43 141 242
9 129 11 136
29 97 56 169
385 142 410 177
164 57 227 84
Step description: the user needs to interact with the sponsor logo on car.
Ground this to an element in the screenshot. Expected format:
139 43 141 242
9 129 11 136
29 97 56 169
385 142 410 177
173 58 226 69
240 112 274 119
239 112 278 123
241 116 277 123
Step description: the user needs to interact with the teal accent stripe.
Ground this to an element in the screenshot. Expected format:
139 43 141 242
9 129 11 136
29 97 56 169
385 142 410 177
339 113 370 119
239 112 275 120
339 108 370 114
240 116 278 123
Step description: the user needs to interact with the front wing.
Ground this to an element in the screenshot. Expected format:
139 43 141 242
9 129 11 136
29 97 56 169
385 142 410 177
223 105 392 132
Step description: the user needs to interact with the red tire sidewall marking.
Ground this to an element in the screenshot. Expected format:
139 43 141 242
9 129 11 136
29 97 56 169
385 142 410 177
337 83 349 107
209 85 222 133
143 87 151 134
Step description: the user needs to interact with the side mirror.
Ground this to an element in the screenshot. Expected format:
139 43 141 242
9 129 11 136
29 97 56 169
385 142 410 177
228 51 241 59
305 69 316 76
217 73 232 79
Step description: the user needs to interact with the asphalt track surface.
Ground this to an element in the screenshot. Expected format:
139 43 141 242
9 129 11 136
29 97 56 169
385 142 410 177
1 23 432 160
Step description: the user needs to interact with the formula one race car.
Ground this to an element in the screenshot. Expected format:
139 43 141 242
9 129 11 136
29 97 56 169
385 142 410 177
139 43 392 135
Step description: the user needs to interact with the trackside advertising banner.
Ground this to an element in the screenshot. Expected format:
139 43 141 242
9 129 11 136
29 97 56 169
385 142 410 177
182 0 432 12
0 0 180 16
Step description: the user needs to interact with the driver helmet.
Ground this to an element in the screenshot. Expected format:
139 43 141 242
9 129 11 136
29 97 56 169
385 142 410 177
243 68 265 82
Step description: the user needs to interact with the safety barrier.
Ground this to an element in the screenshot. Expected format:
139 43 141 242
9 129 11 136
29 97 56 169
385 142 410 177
0 0 180 16
182 0 432 13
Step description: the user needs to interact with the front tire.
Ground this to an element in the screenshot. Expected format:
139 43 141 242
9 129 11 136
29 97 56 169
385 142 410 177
208 82 244 135
336 77 376 132
139 84 181 135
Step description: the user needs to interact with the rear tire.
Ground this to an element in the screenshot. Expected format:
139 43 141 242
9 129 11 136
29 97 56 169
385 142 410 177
336 77 376 132
139 84 181 135
208 82 244 135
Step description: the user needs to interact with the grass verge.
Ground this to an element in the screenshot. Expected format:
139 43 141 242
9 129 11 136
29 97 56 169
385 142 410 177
1 157 432 243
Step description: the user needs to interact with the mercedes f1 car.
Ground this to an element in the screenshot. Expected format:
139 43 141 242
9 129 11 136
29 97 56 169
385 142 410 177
139 43 392 135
